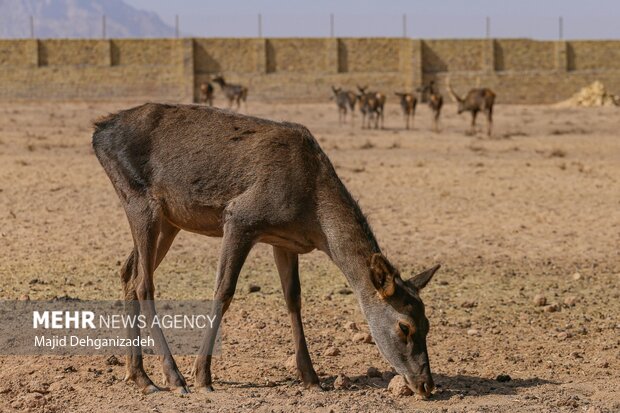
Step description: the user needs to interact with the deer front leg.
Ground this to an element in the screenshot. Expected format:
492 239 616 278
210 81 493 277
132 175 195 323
487 108 493 137
193 220 254 393
273 246 320 389
470 111 478 135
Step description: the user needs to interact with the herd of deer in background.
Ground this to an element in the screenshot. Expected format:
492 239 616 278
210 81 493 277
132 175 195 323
199 75 496 136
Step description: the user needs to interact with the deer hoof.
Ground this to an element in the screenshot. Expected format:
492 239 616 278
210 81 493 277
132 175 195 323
197 385 215 394
173 385 190 394
305 382 323 392
142 384 161 395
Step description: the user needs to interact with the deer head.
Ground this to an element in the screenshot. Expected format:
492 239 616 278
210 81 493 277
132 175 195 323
212 74 226 86
364 253 440 398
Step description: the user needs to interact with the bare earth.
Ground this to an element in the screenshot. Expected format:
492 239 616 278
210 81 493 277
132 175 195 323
0 99 618 413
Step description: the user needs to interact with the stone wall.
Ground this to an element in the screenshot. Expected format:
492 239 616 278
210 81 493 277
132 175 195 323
0 38 618 103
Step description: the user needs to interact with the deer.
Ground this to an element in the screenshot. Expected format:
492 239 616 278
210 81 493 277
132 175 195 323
394 92 417 130
446 77 496 136
357 86 386 130
331 86 357 126
416 81 443 133
92 102 440 399
212 75 248 112
199 81 214 106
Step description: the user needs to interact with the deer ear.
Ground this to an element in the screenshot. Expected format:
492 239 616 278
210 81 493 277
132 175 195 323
407 264 440 290
369 253 396 298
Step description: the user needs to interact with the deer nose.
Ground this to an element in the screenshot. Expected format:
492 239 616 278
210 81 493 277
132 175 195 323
416 374 434 398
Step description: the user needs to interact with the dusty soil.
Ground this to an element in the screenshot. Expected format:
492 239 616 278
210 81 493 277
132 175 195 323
0 99 618 412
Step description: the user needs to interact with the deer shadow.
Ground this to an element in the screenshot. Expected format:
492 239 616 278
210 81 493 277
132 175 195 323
211 372 553 399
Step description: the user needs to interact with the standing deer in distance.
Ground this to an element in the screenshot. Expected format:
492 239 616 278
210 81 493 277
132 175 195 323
212 74 248 112
447 77 496 136
394 92 417 130
331 86 358 126
92 102 440 398
199 81 214 106
357 85 386 129
416 81 443 133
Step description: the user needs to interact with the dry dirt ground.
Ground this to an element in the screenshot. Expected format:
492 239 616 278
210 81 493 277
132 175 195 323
0 99 618 413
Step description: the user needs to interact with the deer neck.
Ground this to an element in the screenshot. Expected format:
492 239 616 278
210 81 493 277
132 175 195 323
316 184 381 301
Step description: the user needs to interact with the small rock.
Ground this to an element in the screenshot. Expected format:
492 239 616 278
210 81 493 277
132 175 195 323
388 375 413 397
337 288 353 295
106 355 122 366
467 329 480 336
496 374 512 382
382 371 396 382
333 374 351 390
557 332 569 341
19 294 30 301
571 272 582 281
247 284 261 293
564 296 578 306
24 392 46 408
254 321 266 329
533 294 547 306
325 347 340 356
544 303 560 313
367 367 381 378
571 351 582 359
461 301 477 308
346 322 359 332
598 360 609 368
352 333 373 343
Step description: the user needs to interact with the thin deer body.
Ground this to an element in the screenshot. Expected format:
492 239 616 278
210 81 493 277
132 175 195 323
417 81 443 133
447 79 496 136
357 85 386 129
395 92 417 130
92 103 439 398
331 86 357 126
212 75 248 111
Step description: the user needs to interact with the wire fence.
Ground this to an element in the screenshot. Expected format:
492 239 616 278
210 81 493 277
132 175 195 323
1 13 614 40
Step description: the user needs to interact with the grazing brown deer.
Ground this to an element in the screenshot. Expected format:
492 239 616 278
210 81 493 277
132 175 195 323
199 82 214 106
446 78 496 136
357 85 386 129
212 75 248 111
394 92 417 130
417 81 443 133
331 86 357 126
92 103 440 398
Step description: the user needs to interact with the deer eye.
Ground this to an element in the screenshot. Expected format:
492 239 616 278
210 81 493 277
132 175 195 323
398 322 411 337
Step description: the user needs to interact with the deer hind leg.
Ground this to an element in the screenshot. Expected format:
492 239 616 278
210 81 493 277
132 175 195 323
273 246 320 388
193 217 254 393
122 206 185 394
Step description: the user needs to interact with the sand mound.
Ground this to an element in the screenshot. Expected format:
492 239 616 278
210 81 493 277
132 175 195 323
556 81 619 107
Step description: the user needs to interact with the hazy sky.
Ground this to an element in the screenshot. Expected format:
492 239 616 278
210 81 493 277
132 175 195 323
124 0 619 39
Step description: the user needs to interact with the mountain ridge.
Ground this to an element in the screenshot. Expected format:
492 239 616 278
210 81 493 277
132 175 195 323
0 0 176 38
